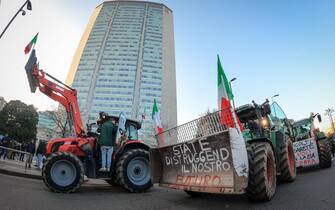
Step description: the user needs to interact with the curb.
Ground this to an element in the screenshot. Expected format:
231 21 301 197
0 168 42 180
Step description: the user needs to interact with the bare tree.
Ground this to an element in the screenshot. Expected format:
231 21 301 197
46 107 71 138
325 108 335 131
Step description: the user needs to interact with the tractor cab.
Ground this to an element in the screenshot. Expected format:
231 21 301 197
236 100 272 141
292 114 324 141
87 113 141 143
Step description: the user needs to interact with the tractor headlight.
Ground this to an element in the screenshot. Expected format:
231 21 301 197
261 118 268 127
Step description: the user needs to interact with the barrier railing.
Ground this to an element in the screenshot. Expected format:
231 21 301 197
155 109 231 148
0 146 32 172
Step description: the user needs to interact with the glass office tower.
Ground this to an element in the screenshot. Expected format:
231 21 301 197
66 0 177 144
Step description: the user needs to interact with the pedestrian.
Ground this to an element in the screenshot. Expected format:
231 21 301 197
36 141 46 170
19 143 26 162
1 135 10 160
98 117 118 172
27 140 36 168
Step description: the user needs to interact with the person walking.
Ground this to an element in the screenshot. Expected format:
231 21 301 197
98 118 118 172
19 143 26 162
27 140 36 168
1 135 10 160
36 141 46 170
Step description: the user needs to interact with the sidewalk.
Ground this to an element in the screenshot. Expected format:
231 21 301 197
0 158 42 180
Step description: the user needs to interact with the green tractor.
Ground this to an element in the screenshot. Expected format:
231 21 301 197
150 99 296 201
236 100 297 185
291 113 332 169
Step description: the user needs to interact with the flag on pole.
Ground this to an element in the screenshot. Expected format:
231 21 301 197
217 55 248 177
152 99 163 134
24 33 38 54
217 55 243 131
152 99 165 146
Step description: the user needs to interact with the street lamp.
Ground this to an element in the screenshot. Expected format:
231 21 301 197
0 0 32 39
271 94 279 104
229 78 237 109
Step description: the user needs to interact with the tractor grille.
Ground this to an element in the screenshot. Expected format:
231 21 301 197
155 109 231 148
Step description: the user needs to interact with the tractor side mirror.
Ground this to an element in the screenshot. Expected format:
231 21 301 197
263 103 271 115
317 114 322 123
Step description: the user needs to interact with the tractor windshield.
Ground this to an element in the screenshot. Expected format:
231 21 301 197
292 119 311 140
270 102 287 125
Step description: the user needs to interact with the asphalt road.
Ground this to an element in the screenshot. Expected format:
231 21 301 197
1 164 335 210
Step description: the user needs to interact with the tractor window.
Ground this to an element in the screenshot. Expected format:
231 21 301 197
270 102 287 125
128 125 138 140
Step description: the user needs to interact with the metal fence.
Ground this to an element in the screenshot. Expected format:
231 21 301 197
0 146 32 172
155 109 231 148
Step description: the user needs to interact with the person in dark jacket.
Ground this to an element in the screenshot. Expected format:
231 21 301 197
27 140 36 168
36 141 46 169
0 135 10 160
98 118 118 172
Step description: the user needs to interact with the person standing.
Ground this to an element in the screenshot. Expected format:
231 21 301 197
27 140 36 168
98 118 118 172
1 135 10 160
36 141 46 170
19 143 26 162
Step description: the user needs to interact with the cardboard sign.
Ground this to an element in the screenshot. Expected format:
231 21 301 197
293 138 319 167
150 131 248 194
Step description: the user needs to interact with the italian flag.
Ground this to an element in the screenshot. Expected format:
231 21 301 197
152 99 163 134
24 33 38 54
152 99 165 146
217 55 243 131
217 55 248 177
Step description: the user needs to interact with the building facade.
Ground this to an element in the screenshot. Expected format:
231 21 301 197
66 0 177 144
37 111 56 141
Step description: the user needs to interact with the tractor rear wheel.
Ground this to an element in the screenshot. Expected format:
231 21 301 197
247 142 276 201
42 152 84 193
318 140 332 169
116 148 152 192
278 138 296 182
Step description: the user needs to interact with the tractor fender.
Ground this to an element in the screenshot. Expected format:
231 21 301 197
114 141 150 161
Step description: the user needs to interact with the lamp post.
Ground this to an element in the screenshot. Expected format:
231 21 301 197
271 94 279 104
229 78 237 109
0 0 32 39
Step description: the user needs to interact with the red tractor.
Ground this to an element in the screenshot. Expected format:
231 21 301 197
25 50 152 193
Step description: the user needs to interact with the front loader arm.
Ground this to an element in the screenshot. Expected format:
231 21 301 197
25 49 85 136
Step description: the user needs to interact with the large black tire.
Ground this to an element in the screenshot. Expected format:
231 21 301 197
116 148 152 192
247 142 276 201
278 138 296 183
42 152 84 193
318 140 332 169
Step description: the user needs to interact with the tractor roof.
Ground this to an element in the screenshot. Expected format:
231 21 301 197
100 115 141 130
235 104 258 123
293 118 310 128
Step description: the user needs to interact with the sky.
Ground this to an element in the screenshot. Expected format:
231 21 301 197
0 0 334 131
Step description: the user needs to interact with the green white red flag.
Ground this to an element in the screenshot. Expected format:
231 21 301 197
152 99 163 134
24 33 38 54
217 55 243 131
217 55 248 177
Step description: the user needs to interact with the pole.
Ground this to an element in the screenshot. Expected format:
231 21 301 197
0 0 29 39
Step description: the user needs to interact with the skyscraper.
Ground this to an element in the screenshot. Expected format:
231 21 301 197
66 0 177 144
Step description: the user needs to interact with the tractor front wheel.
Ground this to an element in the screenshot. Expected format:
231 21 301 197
318 140 332 169
116 148 152 192
42 152 84 193
278 138 296 183
247 142 276 201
